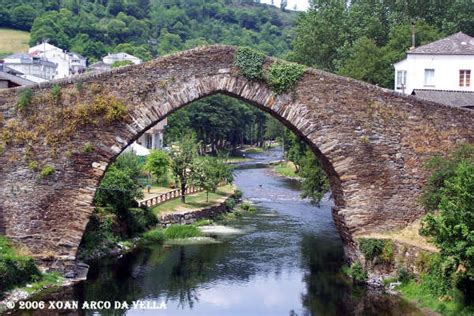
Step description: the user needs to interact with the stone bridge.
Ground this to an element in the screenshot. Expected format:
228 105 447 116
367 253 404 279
0 46 473 273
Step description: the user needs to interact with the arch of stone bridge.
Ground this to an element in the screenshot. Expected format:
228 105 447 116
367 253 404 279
0 46 473 273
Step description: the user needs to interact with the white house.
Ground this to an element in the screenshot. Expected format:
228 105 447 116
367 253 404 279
89 52 142 74
103 52 141 65
3 53 56 82
135 119 168 151
394 32 473 108
29 42 87 79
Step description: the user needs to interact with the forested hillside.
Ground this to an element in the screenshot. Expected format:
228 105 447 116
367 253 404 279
0 0 295 61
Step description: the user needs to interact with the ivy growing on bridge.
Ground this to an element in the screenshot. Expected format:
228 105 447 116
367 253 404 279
233 47 266 81
266 62 307 95
233 47 307 95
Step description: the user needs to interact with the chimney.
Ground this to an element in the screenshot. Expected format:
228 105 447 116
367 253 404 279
411 21 416 49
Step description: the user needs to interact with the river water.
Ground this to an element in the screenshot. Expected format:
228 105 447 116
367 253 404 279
10 148 422 315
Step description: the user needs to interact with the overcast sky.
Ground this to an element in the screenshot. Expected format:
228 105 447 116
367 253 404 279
260 0 310 11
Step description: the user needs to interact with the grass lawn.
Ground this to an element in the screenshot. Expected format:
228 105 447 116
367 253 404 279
0 28 30 57
225 156 251 164
152 184 235 215
273 161 298 178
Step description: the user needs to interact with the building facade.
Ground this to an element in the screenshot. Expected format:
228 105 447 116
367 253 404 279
29 42 87 79
394 32 473 108
89 52 142 74
135 118 168 151
3 53 56 82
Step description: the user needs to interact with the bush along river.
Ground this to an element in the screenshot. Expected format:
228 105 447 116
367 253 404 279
5 148 423 316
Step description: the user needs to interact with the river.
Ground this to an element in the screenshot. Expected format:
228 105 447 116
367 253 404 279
9 148 422 315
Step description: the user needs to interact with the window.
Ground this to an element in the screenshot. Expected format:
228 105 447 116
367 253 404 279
460 70 471 87
396 70 407 89
424 69 435 86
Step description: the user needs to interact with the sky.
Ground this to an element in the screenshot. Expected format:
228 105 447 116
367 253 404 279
260 0 310 11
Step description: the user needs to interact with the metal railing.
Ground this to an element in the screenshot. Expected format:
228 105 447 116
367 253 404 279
137 186 202 207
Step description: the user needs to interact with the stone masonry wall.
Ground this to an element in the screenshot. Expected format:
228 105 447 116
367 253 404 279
0 46 473 273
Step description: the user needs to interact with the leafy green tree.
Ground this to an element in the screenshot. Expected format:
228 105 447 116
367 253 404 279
95 152 144 216
192 156 233 202
10 4 38 31
144 150 171 181
300 150 330 204
420 159 474 302
169 135 199 203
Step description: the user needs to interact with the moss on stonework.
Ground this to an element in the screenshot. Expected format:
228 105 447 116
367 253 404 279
0 88 128 163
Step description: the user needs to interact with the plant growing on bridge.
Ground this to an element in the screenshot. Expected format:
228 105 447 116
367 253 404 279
234 47 266 81
358 238 393 264
266 62 307 94
16 88 33 110
50 84 61 105
39 165 55 178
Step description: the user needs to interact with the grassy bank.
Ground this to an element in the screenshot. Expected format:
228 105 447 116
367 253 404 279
0 28 29 58
0 236 63 299
273 161 299 178
152 184 235 215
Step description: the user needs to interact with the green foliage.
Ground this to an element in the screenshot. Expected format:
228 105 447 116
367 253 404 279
39 165 55 178
144 150 170 180
344 261 368 283
241 202 251 210
28 160 38 171
233 189 243 199
0 236 41 293
192 156 233 202
163 224 201 240
142 228 165 244
397 267 414 283
300 149 330 205
111 60 134 68
169 134 199 203
83 142 93 153
50 84 61 104
234 47 266 81
224 197 236 210
358 238 385 261
126 207 157 235
266 62 306 94
16 88 33 110
419 145 474 301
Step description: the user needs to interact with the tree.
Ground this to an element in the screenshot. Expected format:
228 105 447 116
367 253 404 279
300 150 330 204
192 156 233 202
169 135 199 203
94 152 144 216
419 144 474 302
10 4 38 31
144 150 170 181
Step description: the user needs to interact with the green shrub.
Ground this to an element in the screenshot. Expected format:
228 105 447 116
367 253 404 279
398 267 414 283
266 62 307 94
164 224 201 239
126 207 157 235
344 261 368 283
241 202 251 210
234 47 266 81
39 165 55 178
358 238 385 261
248 206 257 212
0 236 40 292
224 197 236 210
233 189 243 199
142 229 165 244
16 88 33 110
